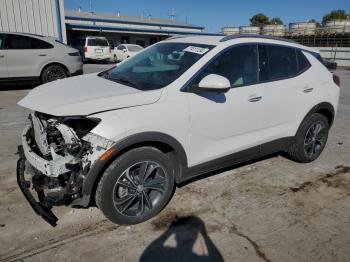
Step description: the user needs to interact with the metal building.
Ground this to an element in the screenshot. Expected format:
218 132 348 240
0 0 211 47
64 9 211 47
0 0 66 42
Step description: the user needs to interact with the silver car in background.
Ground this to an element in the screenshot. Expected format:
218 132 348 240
0 32 83 84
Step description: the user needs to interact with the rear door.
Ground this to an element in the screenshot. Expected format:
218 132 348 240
5 34 53 78
258 44 317 143
188 44 267 166
0 34 8 78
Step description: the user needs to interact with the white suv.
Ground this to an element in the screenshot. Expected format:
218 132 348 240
0 32 83 84
17 35 340 226
72 36 112 63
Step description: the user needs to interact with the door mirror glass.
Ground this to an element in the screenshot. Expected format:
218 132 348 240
197 74 231 93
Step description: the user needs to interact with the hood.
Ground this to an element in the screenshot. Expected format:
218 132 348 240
18 73 162 116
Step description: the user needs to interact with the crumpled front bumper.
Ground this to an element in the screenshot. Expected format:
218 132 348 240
17 146 58 227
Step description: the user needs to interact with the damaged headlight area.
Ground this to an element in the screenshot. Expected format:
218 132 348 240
17 111 114 226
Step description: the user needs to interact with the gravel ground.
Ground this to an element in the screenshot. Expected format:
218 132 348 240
0 67 349 262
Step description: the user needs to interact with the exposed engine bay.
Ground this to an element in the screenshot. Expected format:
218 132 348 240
17 111 114 226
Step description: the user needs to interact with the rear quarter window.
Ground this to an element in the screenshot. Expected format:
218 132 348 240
296 50 311 73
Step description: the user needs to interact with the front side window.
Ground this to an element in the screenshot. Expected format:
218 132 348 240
117 45 125 51
5 34 32 49
193 45 259 88
88 38 108 47
102 43 214 90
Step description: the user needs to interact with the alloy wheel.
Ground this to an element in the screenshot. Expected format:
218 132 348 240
303 121 327 158
46 67 66 82
113 161 167 217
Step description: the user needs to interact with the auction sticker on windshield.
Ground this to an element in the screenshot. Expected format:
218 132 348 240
183 46 209 55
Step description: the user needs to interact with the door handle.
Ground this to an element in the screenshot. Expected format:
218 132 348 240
303 87 314 93
248 96 262 102
38 54 47 57
0 55 4 58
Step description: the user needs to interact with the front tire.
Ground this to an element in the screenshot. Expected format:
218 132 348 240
96 147 175 225
41 65 68 83
287 113 329 163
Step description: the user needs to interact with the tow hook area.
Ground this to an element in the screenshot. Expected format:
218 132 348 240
17 146 58 227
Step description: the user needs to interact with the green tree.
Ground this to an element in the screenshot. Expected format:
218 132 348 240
250 13 270 28
322 9 349 26
269 17 284 25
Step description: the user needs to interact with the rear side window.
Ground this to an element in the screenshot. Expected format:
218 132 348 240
265 45 298 81
296 50 311 73
5 34 53 49
87 38 108 47
34 39 53 49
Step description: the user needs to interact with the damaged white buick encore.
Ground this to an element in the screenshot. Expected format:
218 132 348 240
17 35 340 226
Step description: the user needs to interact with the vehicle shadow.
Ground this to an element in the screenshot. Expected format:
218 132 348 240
140 216 224 262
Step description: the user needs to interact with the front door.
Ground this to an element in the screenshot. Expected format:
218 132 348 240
5 34 51 78
188 44 266 166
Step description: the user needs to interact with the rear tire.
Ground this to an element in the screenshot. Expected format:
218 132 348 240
96 147 175 225
41 65 68 83
287 113 329 163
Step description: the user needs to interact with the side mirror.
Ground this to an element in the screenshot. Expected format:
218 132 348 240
123 49 127 53
196 74 231 93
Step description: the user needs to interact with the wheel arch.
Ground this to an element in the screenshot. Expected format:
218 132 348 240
80 132 188 207
298 102 335 133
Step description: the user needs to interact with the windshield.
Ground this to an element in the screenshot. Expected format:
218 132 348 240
88 38 108 47
128 45 143 52
102 42 214 90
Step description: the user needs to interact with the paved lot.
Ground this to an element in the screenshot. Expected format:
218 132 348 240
0 67 349 262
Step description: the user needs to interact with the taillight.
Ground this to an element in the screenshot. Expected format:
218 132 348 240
84 47 87 53
109 47 111 53
333 74 340 87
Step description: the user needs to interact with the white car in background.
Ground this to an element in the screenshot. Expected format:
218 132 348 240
72 36 112 63
17 35 339 227
0 32 83 84
114 44 143 62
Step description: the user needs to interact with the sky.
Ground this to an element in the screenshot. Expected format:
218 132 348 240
64 0 350 32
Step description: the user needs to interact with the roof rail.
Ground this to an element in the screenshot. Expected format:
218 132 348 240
220 34 298 44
